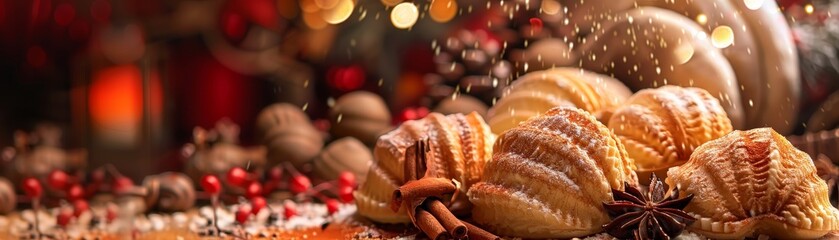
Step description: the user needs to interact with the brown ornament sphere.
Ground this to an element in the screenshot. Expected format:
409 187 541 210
143 172 195 212
329 92 392 147
313 137 372 182
256 103 323 168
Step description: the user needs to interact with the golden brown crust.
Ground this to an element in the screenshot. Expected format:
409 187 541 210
468 107 638 238
487 68 631 134
608 86 733 174
355 112 494 223
666 128 839 239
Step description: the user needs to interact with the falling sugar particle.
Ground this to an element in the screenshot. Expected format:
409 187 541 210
337 114 343 124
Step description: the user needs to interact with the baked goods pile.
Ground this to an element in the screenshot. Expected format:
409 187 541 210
356 86 839 239
0 0 832 239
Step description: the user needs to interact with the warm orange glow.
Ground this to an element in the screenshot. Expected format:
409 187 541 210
88 65 160 144
429 0 457 23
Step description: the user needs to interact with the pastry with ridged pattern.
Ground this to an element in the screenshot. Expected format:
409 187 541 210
354 112 494 223
607 86 733 183
487 68 631 134
666 128 839 239
468 107 638 238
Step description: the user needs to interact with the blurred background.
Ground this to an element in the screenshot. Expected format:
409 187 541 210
0 0 836 179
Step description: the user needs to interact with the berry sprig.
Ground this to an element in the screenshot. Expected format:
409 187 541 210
200 174 223 236
47 169 90 228
214 162 360 227
22 177 46 238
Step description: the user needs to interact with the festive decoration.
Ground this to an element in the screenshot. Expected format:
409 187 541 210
603 174 696 240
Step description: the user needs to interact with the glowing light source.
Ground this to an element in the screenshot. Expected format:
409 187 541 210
711 25 734 49
391 2 418 29
429 0 457 23
322 0 354 24
696 14 707 25
88 65 161 145
744 0 764 10
805 4 814 14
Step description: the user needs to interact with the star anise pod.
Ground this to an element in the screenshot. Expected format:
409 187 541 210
602 174 696 240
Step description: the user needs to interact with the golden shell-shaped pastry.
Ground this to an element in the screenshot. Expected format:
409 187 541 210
355 112 494 223
666 128 839 239
608 86 733 176
468 107 638 238
487 68 631 134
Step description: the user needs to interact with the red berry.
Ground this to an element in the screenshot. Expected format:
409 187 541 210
67 184 84 201
200 175 222 194
226 167 249 187
325 199 340 214
337 171 356 188
268 166 283 181
289 175 311 194
48 170 70 190
235 204 251 224
113 177 134 192
245 181 262 198
529 17 543 34
57 208 73 227
250 196 266 215
283 202 297 219
22 178 42 198
72 199 89 217
338 185 354 203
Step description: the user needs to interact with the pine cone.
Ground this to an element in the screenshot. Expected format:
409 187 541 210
424 0 571 107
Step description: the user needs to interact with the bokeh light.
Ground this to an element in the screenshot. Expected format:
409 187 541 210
711 26 734 49
391 2 418 29
322 0 354 24
744 0 764 10
429 0 457 23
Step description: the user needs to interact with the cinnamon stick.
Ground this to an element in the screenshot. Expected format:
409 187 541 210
391 178 456 212
424 199 467 239
405 141 419 182
463 220 501 240
415 208 450 240
404 139 430 182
